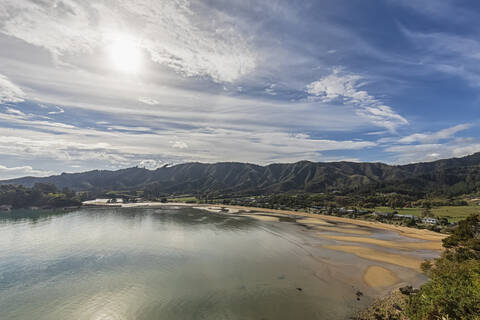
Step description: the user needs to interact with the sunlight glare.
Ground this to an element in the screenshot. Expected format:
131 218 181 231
109 35 142 74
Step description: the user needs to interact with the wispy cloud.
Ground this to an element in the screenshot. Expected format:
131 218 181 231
0 0 255 83
398 123 471 144
306 68 408 131
5 107 26 116
138 97 159 105
0 74 25 104
47 106 64 115
385 138 480 164
402 28 480 86
381 123 477 163
0 163 53 180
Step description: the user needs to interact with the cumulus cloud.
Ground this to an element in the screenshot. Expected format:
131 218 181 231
306 68 408 131
0 0 255 83
0 164 53 180
138 159 163 170
0 74 25 104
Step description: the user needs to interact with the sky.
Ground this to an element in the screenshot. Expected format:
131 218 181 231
0 0 480 179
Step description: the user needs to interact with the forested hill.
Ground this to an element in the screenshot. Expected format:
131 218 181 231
2 152 480 196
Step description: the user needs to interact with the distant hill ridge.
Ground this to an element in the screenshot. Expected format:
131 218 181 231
2 152 480 196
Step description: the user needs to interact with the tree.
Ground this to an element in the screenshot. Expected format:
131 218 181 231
388 196 404 209
407 214 480 320
421 206 434 218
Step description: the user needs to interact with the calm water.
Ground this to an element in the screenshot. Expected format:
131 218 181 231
0 207 370 320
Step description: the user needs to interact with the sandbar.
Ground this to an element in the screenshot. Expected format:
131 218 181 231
363 266 401 288
323 245 424 271
319 235 443 251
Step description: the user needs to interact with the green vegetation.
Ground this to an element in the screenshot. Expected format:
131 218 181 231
373 206 479 222
406 214 480 320
0 183 82 209
167 196 197 203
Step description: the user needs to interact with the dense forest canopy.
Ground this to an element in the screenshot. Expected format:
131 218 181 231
0 183 82 209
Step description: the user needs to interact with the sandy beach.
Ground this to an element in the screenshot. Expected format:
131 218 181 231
221 205 447 241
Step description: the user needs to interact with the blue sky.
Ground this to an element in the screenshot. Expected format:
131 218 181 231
0 0 479 179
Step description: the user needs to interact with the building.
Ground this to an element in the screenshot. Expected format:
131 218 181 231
422 217 439 225
395 214 415 220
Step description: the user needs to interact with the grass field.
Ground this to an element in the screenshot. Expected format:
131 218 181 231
374 206 480 222
167 196 197 203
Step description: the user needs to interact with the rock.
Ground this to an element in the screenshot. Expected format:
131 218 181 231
399 285 418 296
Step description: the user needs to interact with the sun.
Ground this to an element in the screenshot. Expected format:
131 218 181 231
109 35 142 74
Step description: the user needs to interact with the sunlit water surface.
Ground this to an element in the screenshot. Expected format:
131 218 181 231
0 207 372 320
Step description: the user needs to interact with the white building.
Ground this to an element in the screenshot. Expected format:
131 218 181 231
422 217 439 225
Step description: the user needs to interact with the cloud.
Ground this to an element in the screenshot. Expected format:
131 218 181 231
0 164 53 180
385 138 480 164
398 123 471 144
0 111 376 174
390 0 474 21
138 97 159 105
306 68 369 103
169 140 189 149
47 106 64 114
0 0 255 83
264 84 277 96
0 74 25 104
4 107 26 116
401 28 480 86
379 123 476 163
306 68 408 131
137 159 163 170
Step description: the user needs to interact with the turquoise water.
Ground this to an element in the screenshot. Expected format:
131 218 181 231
0 207 369 319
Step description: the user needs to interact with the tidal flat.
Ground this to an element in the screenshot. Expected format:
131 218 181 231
0 206 441 319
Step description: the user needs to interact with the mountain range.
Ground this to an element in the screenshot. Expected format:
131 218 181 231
2 152 480 196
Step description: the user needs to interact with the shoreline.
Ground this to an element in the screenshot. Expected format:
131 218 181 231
83 201 446 242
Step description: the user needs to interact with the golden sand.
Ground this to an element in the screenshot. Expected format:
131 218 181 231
363 266 401 288
319 235 443 251
323 245 423 271
223 205 447 241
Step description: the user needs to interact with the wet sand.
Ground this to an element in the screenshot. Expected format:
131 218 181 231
318 235 443 251
315 226 372 235
323 245 424 271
